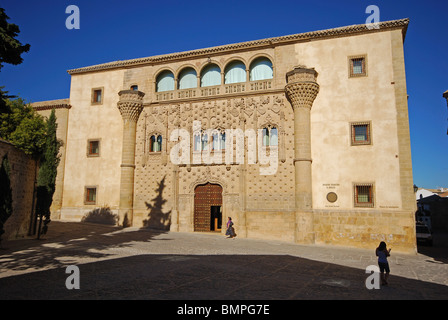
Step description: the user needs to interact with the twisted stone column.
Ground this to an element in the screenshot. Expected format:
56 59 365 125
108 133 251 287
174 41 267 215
117 90 145 227
285 67 319 243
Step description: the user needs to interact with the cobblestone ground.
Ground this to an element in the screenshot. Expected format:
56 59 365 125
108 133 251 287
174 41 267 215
0 221 447 300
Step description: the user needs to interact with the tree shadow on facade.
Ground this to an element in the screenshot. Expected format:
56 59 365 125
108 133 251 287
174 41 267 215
143 176 171 230
81 206 118 226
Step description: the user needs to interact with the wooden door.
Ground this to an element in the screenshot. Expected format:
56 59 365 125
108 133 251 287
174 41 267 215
194 183 222 232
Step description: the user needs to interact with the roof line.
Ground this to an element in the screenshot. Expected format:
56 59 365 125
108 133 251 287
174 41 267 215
67 18 409 75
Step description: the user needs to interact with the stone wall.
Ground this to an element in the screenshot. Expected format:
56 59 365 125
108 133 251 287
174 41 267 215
314 210 416 253
0 139 37 240
245 211 296 242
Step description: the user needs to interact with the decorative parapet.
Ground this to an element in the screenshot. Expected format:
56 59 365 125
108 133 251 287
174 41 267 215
285 67 319 110
117 90 145 122
155 79 273 103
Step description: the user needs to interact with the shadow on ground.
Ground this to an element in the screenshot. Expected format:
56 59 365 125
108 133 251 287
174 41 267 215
0 252 448 300
0 221 447 300
417 232 448 264
0 221 167 273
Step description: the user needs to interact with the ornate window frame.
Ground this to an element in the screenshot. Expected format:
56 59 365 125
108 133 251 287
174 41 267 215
259 123 279 148
348 54 368 78
193 128 226 153
353 183 375 208
148 132 163 153
350 121 372 146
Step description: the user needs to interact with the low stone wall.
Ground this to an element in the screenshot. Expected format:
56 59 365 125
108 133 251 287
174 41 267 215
245 209 417 254
314 210 417 254
0 140 37 240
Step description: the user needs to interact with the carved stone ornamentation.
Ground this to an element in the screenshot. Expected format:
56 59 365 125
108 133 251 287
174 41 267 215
285 67 319 110
117 89 145 227
117 90 145 122
285 66 320 245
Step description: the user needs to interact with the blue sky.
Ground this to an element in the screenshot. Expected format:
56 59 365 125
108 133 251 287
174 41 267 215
1 0 447 189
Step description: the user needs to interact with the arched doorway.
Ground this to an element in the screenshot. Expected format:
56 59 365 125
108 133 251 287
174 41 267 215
194 183 223 232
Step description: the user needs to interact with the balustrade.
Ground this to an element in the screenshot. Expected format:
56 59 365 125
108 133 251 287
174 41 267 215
153 79 273 102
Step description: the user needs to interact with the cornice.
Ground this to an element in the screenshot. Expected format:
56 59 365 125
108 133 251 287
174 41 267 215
31 99 71 111
67 18 409 75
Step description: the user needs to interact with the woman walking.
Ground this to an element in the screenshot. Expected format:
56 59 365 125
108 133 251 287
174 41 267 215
225 217 236 238
376 241 391 285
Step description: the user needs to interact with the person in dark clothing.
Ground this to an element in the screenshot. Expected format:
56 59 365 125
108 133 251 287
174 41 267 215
225 217 236 238
376 241 391 285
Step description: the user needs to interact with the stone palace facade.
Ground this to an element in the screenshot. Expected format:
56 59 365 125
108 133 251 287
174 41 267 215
33 18 417 253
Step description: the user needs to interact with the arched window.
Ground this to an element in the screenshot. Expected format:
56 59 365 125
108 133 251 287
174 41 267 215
220 132 226 150
156 70 174 92
261 126 278 146
130 85 138 91
178 67 197 89
224 60 246 84
250 57 273 81
270 127 278 146
262 128 269 146
194 130 225 151
194 133 201 151
201 133 208 151
211 130 226 151
149 134 162 152
200 64 221 87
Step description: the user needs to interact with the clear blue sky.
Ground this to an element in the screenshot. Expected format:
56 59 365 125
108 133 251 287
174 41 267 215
1 0 447 189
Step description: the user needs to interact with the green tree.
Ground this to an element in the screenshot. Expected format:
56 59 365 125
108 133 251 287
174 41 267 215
0 7 31 113
0 155 13 248
0 98 48 237
35 109 61 238
0 98 46 159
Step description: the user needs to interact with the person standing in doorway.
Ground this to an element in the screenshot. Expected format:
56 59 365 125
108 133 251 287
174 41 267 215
226 217 236 238
376 241 391 285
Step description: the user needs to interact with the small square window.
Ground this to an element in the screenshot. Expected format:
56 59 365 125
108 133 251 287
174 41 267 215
351 122 371 145
354 184 374 208
87 140 100 156
349 55 367 77
91 88 103 104
352 59 364 74
85 187 97 205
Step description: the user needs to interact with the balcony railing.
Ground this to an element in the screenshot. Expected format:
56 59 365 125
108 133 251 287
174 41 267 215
155 79 273 102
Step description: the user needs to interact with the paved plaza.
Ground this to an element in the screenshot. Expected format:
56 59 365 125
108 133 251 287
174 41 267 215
0 221 447 300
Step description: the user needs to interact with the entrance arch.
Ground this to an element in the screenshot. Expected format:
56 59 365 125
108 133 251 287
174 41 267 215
194 183 223 232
